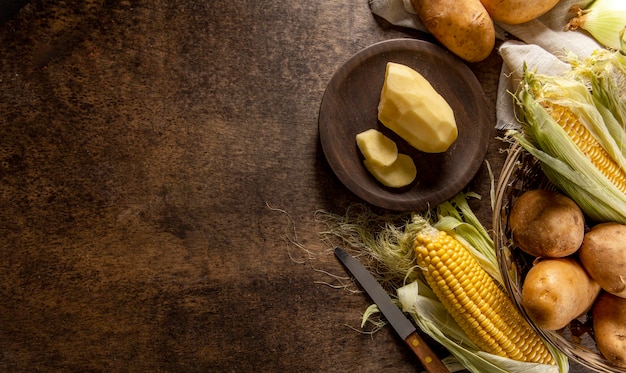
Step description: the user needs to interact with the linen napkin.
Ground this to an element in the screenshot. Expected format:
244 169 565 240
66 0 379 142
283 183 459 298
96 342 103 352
369 0 603 129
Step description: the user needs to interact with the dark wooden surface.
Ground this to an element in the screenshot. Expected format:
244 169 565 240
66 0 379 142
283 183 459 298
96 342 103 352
0 1 590 372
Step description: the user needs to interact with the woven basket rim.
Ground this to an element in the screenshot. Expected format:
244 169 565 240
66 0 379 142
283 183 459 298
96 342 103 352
493 143 626 373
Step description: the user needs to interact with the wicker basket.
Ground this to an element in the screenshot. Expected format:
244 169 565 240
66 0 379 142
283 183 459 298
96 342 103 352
493 143 626 373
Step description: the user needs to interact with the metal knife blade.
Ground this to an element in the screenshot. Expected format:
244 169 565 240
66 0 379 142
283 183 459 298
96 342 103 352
334 247 450 373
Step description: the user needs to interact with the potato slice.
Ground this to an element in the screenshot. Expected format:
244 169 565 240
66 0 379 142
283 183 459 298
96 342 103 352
364 153 416 188
378 62 457 153
355 129 398 167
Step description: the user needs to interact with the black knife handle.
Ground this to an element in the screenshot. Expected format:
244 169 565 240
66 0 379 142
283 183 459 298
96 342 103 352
405 331 450 373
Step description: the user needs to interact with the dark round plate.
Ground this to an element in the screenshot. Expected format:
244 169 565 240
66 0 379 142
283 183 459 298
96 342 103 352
319 38 492 211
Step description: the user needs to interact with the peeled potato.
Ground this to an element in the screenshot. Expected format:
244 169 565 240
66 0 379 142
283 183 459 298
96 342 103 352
363 153 416 188
377 62 457 153
579 222 626 298
355 129 398 167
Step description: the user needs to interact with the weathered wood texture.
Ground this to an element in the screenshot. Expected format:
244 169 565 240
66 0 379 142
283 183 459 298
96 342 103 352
0 1 589 372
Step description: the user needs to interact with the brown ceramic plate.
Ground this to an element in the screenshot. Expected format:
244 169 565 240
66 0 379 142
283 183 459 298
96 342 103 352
319 38 491 211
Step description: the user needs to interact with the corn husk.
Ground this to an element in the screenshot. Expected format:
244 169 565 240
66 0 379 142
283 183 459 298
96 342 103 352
566 0 626 51
566 49 626 129
320 194 568 373
363 279 567 373
395 281 566 373
511 68 626 224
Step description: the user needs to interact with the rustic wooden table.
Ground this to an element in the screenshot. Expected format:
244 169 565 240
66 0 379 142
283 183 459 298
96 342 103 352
0 1 592 372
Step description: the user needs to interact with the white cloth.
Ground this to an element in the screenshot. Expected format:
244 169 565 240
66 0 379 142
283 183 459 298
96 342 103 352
368 0 602 129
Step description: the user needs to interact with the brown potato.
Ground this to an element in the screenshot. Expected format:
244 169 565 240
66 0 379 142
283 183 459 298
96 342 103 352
509 189 585 258
579 222 626 298
479 0 560 25
410 0 495 63
521 257 601 330
593 292 626 367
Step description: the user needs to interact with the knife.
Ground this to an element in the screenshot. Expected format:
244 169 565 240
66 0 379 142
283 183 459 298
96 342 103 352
334 247 450 373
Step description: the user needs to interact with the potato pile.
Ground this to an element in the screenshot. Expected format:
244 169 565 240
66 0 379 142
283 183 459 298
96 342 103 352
409 0 560 62
509 189 626 367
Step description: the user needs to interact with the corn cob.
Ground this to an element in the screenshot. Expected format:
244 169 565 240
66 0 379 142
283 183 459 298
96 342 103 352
414 229 555 365
542 101 626 194
512 69 626 223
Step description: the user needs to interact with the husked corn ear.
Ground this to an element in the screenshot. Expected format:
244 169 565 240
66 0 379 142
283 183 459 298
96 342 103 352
414 230 555 364
543 101 626 194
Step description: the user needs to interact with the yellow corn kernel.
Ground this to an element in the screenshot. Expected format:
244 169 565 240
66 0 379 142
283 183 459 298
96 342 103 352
414 230 555 365
543 102 626 194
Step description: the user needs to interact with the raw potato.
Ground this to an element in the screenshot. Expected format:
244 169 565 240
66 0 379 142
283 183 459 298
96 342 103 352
479 0 560 25
377 62 457 153
579 222 626 298
363 153 416 188
521 257 601 330
355 129 398 167
593 292 626 367
410 0 495 62
508 189 584 258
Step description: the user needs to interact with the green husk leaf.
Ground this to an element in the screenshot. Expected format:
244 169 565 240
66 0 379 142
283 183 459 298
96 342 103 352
514 68 626 223
566 0 626 51
433 193 502 285
566 49 626 130
510 131 626 223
